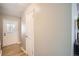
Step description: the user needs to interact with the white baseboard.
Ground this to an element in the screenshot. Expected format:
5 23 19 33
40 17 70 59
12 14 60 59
16 42 21 44
3 42 21 47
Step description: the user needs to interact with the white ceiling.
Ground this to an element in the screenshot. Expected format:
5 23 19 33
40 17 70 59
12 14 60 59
0 3 30 17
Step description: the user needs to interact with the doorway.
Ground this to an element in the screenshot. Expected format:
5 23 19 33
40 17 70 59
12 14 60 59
0 16 27 56
0 3 34 56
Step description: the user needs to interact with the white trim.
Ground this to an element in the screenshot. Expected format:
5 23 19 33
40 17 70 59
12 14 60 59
2 42 21 47
16 41 21 44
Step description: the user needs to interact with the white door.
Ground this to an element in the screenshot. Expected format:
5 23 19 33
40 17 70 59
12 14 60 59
25 11 34 56
3 19 19 47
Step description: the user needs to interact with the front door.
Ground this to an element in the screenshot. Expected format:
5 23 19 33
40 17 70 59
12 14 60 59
3 19 19 47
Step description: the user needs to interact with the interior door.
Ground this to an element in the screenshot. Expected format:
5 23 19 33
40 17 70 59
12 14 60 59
25 11 34 56
3 19 19 47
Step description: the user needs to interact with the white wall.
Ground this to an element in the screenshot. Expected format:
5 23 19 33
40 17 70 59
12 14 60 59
34 4 72 56
1 15 20 46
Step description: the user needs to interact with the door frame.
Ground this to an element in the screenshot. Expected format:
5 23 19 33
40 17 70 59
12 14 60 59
25 4 35 56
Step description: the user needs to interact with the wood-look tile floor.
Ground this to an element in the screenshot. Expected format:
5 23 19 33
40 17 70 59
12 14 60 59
2 44 27 56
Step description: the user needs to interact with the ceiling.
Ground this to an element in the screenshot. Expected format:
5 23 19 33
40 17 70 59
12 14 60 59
0 3 30 17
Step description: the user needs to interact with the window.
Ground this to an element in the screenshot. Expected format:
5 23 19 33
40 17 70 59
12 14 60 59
7 23 16 33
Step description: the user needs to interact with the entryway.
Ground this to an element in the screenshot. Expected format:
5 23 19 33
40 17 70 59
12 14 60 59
0 3 34 56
